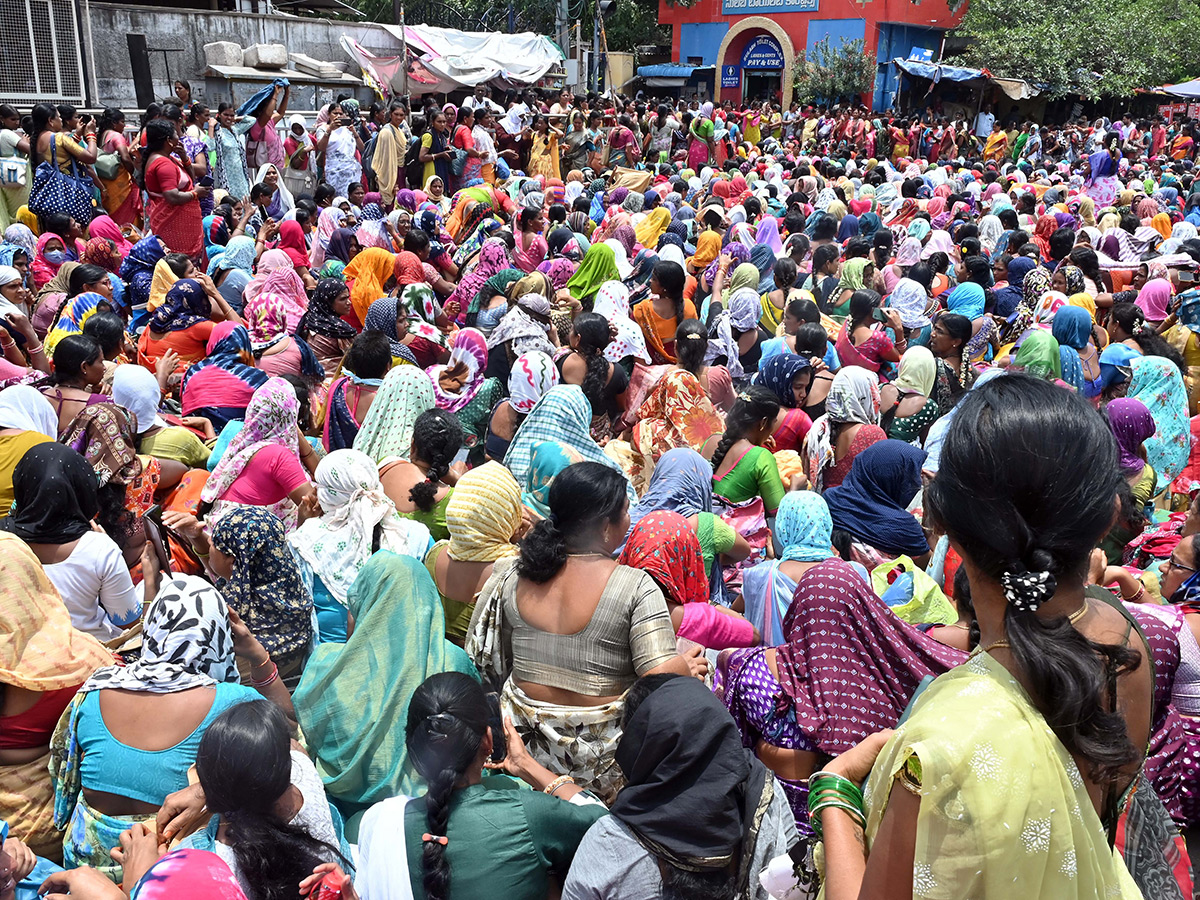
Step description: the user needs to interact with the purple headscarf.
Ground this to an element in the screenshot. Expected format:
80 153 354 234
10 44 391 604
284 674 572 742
1106 397 1156 474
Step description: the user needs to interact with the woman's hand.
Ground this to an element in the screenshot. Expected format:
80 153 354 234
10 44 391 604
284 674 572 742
484 715 535 780
162 510 204 543
2 835 35 881
155 782 208 843
229 608 268 665
683 645 708 679
824 729 895 784
155 348 180 391
4 310 35 341
299 863 359 900
112 823 168 895
40 867 126 900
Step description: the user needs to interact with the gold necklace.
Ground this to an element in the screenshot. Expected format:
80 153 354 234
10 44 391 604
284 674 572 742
978 602 1089 655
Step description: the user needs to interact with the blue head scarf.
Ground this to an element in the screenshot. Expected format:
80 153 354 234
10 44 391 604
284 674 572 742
1051 306 1093 350
825 440 929 557
776 491 833 563
754 353 813 409
946 282 986 320
1099 343 1141 390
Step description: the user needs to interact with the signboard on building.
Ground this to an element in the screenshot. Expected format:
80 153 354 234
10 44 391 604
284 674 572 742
908 47 934 62
740 35 785 70
721 65 742 88
1161 102 1190 122
1189 102 1200 120
722 0 818 15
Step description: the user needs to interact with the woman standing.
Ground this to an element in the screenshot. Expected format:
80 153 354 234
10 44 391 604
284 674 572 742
316 103 364 198
419 110 453 191
0 105 31 231
687 103 715 170
817 374 1148 900
143 120 207 259
210 103 253 203
453 106 485 190
96 108 140 228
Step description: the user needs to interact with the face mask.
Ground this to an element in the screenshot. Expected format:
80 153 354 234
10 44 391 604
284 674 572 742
43 250 67 265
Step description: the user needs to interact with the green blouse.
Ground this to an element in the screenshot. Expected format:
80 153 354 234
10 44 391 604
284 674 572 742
712 445 786 513
697 511 736 577
403 777 606 900
401 490 453 542
887 398 940 443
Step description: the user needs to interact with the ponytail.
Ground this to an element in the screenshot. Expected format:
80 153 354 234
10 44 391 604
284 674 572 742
408 409 463 512
674 318 707 377
572 312 611 413
710 385 780 473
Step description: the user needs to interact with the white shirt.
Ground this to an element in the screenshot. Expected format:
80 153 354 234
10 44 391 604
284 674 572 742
974 111 995 136
44 530 141 640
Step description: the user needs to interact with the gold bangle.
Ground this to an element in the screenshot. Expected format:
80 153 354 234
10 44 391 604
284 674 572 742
543 774 574 796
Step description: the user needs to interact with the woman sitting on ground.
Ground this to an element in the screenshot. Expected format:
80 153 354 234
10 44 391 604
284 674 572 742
466 462 707 803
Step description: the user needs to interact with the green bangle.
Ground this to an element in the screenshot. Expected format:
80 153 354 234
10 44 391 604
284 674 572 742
808 771 864 806
808 797 866 840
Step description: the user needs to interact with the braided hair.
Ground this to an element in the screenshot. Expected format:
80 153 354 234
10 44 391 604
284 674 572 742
405 672 490 900
409 409 463 512
710 386 780 474
652 260 687 324
674 318 707 377
571 312 611 414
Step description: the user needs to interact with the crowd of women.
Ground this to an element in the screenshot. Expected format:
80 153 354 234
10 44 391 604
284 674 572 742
4 83 1200 900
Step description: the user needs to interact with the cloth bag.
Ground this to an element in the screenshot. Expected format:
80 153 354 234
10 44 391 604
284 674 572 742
28 135 94 224
870 555 958 626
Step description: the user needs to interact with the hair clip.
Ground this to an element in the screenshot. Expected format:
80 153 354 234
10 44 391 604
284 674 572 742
737 391 752 402
422 833 449 846
683 332 703 340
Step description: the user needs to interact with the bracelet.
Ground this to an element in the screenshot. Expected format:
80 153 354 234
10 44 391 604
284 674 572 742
24 342 41 354
543 774 575 796
1122 585 1146 603
250 661 279 688
808 798 866 839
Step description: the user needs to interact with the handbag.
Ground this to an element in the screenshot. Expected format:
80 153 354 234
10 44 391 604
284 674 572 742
0 157 25 187
450 147 468 177
28 135 94 224
94 150 121 181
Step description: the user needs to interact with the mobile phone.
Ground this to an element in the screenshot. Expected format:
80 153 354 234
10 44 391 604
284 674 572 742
143 505 172 575
485 692 506 762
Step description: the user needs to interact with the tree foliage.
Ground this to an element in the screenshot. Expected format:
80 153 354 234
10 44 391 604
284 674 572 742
793 37 877 106
953 0 1200 98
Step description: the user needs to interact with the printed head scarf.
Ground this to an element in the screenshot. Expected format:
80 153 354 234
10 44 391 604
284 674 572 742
754 352 813 409
200 377 299 505
288 449 431 605
775 490 833 563
508 350 560 414
520 439 583 518
148 278 211 333
619 511 708 606
2 442 97 544
210 506 312 660
887 278 932 327
429 327 488 413
353 364 437 463
299 278 356 341
78 576 238 694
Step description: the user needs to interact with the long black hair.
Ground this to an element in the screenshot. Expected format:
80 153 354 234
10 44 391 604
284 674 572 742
41 334 100 387
140 119 175 190
195 702 343 900
709 386 779 473
518 461 628 583
29 103 56 167
409 409 463 512
405 672 489 900
653 260 687 324
925 374 1141 784
1109 302 1186 374
572 312 611 413
674 318 707 376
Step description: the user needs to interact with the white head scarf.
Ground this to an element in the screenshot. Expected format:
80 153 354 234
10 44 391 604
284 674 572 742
0 385 56 437
288 449 431 605
111 364 167 435
255 162 296 212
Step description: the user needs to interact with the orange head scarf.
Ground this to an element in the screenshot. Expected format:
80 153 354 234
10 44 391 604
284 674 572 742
343 247 396 323
688 231 721 272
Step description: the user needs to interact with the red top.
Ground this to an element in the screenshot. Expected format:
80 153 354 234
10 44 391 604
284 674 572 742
0 684 82 749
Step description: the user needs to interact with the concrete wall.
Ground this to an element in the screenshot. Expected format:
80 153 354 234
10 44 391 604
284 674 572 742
84 2 403 109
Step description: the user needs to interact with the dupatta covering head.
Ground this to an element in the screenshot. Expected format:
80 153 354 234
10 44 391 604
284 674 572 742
776 490 833 563
0 531 112 690
61 402 142 488
201 376 299 505
1013 330 1062 380
0 384 57 437
299 278 357 341
292 551 477 804
755 353 813 409
3 442 98 544
825 439 929 556
507 351 560 414
149 279 211 333
887 278 932 328
353 364 436 464
520 440 583 518
629 447 713 529
446 461 522 562
567 242 621 301
112 364 167 435
344 247 397 323
363 295 420 364
119 235 166 313
946 282 986 320
429 327 488 414
893 345 937 397
181 323 269 417
1106 398 1156 475
772 557 965 754
1129 355 1190 487
209 506 312 660
619 511 708 605
612 674 767 876
1052 305 1093 350
451 238 513 314
78 575 239 694
504 384 636 502
130 849 248 900
1136 278 1173 321
289 449 430 605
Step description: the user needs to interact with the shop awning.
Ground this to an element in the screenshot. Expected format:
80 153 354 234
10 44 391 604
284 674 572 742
991 77 1039 100
1161 78 1200 99
637 64 697 78
892 58 987 84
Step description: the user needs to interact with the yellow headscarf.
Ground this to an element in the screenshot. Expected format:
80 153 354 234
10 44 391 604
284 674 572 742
1099 212 1120 233
688 231 721 272
1068 292 1097 320
146 258 179 312
16 206 38 235
445 461 522 562
634 207 671 249
1151 213 1173 241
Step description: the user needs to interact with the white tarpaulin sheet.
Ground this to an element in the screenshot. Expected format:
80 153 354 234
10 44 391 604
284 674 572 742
375 24 564 90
